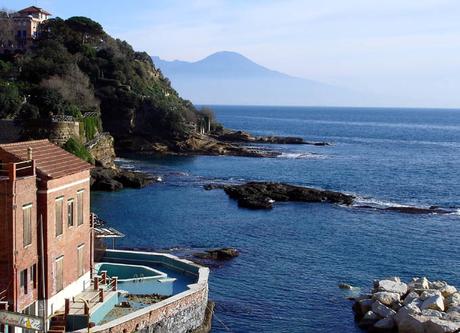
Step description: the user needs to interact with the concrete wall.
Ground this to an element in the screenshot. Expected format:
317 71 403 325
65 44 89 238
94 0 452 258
86 250 209 333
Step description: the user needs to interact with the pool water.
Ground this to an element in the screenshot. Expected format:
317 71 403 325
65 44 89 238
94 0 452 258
96 262 166 281
95 262 196 296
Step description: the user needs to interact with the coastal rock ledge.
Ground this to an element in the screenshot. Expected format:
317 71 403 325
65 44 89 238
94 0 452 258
351 277 460 333
205 182 354 209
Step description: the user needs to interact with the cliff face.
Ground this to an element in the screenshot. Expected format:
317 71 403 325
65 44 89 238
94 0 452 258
0 15 214 154
86 133 116 168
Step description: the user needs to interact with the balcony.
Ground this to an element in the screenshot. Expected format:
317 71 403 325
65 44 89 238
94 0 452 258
0 160 35 181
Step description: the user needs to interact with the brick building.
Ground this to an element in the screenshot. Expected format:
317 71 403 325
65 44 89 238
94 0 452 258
0 140 93 329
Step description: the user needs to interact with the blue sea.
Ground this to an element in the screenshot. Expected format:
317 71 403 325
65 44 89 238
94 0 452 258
91 106 460 333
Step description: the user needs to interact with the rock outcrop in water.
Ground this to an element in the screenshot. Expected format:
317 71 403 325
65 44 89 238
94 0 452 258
351 277 460 333
205 182 354 209
193 248 240 261
214 130 330 146
90 167 160 191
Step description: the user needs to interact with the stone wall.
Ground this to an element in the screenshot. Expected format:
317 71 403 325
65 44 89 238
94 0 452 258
95 287 209 333
85 251 210 333
89 280 209 333
48 121 81 146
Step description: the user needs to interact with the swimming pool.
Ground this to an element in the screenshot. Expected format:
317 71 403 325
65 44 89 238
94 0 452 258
95 262 166 282
95 259 196 297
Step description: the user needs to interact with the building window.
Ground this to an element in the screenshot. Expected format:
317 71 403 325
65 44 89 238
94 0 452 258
55 256 64 292
23 204 32 247
77 190 84 226
20 269 28 295
67 199 74 227
77 244 85 278
55 198 63 237
30 264 37 289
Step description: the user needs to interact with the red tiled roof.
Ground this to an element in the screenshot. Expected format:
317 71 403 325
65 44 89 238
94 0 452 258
0 140 92 179
18 6 51 16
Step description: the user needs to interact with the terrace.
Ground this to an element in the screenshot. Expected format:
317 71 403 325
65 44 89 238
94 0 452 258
0 160 35 181
62 249 209 333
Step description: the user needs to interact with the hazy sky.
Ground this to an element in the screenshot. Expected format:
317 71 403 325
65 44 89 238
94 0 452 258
3 0 460 107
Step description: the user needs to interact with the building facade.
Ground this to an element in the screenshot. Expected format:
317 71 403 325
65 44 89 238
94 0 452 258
0 140 93 329
0 6 51 51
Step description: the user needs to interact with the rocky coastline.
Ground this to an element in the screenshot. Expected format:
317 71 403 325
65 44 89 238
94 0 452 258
213 129 330 146
205 182 354 209
115 128 331 159
90 167 160 191
351 277 460 333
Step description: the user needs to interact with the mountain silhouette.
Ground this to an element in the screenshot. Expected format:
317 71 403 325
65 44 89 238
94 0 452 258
152 51 377 106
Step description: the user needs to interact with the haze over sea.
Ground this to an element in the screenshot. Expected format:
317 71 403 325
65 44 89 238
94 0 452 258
92 106 460 332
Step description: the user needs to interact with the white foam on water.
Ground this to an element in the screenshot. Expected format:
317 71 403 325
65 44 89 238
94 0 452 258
353 196 409 209
278 152 326 159
448 209 460 216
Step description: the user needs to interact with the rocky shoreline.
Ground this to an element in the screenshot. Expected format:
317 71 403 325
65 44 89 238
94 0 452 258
90 167 160 191
205 182 354 209
213 129 330 146
351 277 460 332
115 129 331 159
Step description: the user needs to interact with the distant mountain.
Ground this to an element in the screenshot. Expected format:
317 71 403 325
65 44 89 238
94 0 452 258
152 51 378 106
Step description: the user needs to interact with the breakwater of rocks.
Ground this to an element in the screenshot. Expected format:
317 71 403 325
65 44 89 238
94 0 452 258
351 277 460 332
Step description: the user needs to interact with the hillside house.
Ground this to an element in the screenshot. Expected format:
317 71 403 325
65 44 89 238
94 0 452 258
1 6 51 51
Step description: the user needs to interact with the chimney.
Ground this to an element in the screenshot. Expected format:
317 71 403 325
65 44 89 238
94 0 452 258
28 147 33 161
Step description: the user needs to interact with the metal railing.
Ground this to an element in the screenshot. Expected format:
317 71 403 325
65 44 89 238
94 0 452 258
0 288 7 302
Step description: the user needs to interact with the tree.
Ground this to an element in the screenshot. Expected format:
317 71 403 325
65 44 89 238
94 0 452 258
0 10 15 49
40 64 100 113
0 81 22 118
66 17 104 44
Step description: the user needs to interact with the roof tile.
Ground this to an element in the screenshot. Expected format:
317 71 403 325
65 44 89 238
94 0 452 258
0 140 93 179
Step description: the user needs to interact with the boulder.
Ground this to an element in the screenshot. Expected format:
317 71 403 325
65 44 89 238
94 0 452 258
441 285 458 298
372 300 396 318
421 289 442 300
422 309 445 318
404 291 420 305
372 292 400 306
395 303 422 326
409 277 430 291
358 299 374 315
445 293 460 309
358 311 380 329
374 316 395 330
423 317 460 333
398 314 429 333
391 301 404 312
377 280 408 296
193 248 240 261
422 294 445 312
446 310 460 322
447 305 460 314
430 281 448 290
